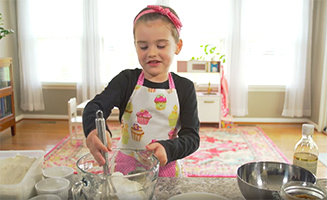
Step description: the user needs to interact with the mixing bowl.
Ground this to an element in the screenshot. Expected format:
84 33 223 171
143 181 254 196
280 181 327 200
317 179 327 193
72 148 159 200
237 161 316 200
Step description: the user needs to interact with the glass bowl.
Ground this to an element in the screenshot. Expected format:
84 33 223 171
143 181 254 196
72 148 159 200
317 179 327 194
280 181 327 200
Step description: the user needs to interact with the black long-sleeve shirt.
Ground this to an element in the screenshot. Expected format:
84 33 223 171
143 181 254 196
82 68 200 163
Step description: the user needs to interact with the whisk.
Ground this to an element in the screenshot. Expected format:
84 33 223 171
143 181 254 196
96 110 117 199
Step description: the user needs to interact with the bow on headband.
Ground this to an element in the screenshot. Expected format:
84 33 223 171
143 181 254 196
134 5 182 36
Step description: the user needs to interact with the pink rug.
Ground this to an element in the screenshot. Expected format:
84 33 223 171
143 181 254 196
44 125 289 177
184 126 289 177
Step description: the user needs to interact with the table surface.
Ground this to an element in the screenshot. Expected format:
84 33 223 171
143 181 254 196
68 176 244 200
76 100 90 110
154 177 244 200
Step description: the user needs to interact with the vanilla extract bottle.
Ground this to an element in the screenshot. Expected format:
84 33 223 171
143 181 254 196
293 124 319 175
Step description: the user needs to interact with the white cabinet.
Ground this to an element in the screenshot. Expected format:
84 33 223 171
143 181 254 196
196 92 221 126
176 69 222 126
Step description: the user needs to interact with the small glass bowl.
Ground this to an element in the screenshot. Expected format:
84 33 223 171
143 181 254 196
317 179 327 193
280 181 327 200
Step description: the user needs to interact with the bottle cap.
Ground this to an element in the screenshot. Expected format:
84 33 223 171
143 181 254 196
302 124 314 135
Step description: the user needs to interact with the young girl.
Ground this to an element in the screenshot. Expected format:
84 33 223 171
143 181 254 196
82 5 200 177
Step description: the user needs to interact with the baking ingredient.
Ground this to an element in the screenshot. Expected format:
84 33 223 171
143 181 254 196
0 155 36 184
110 172 145 199
293 152 318 173
292 124 319 175
293 194 317 199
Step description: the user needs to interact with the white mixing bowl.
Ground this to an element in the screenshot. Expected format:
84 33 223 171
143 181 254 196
35 177 69 200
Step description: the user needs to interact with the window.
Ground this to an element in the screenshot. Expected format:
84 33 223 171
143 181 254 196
97 0 228 85
30 0 83 83
169 0 230 86
28 0 307 87
242 0 303 86
98 0 154 83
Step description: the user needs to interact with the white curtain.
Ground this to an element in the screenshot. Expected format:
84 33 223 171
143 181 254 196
318 48 327 132
318 17 327 133
226 0 313 117
76 0 103 103
16 0 45 111
226 0 248 116
282 0 313 117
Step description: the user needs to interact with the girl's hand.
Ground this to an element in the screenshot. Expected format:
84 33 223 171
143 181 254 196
86 129 112 166
146 142 167 166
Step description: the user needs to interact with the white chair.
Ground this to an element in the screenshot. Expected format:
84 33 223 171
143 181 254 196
68 97 86 147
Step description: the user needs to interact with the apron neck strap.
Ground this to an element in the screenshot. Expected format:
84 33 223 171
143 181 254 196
137 71 175 89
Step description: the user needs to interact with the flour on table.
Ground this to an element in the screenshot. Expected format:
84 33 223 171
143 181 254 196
0 155 36 184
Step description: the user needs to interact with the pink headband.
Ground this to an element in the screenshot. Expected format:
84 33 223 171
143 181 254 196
134 5 182 36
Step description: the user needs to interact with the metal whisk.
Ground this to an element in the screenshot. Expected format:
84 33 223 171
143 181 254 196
96 110 110 174
95 110 117 199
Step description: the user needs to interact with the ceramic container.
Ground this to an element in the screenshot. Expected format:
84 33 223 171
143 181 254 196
43 166 74 187
35 177 69 200
28 194 61 200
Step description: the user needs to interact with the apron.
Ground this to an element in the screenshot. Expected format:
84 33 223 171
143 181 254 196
118 71 184 177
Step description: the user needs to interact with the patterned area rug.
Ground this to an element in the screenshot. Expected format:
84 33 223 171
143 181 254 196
44 125 289 177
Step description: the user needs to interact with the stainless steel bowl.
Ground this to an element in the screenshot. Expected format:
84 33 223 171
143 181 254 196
237 161 316 200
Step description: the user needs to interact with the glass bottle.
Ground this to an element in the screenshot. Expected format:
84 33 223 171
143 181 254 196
293 124 319 175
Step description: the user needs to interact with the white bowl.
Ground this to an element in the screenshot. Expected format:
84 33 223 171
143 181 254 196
29 194 61 200
35 177 69 200
43 166 74 187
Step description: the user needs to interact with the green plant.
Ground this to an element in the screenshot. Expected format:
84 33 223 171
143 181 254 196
0 12 14 40
191 44 226 63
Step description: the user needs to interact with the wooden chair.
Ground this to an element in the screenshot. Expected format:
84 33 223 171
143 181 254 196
68 97 86 147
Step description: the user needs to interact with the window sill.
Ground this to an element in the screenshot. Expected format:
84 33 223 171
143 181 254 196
42 82 76 90
41 83 285 92
248 85 286 92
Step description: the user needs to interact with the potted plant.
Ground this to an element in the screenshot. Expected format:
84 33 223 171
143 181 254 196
191 44 226 63
0 12 14 40
191 43 225 72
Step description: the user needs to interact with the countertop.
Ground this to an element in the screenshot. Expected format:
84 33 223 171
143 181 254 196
68 176 245 200
154 177 245 200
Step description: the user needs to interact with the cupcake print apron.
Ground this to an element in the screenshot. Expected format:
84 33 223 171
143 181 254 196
118 71 184 177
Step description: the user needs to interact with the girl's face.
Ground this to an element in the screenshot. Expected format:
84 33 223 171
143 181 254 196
134 19 183 82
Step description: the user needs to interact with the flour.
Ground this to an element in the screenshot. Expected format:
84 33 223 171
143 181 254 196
0 155 36 184
98 172 145 199
112 172 145 199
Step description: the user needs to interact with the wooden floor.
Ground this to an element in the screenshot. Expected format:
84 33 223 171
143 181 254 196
0 120 326 178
